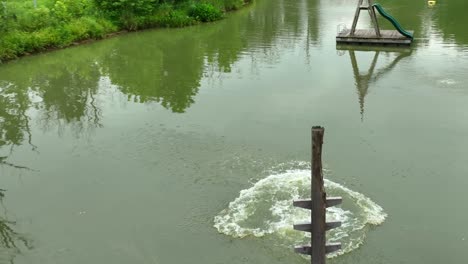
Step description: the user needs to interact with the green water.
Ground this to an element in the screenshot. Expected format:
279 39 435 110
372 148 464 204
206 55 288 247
1 0 468 263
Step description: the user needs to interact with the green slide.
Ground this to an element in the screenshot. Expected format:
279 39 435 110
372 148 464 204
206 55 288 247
373 3 413 39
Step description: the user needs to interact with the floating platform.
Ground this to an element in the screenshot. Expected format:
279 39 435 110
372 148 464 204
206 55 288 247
336 29 413 46
335 44 412 53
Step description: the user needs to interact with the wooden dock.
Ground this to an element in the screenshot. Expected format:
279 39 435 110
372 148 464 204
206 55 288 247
336 29 413 46
336 44 412 52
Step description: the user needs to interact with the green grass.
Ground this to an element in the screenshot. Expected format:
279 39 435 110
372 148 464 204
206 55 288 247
0 0 252 62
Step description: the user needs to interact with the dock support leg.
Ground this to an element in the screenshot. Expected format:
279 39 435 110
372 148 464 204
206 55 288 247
369 6 381 37
350 0 363 36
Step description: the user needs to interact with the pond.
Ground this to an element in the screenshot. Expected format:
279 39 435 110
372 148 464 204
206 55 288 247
0 0 467 263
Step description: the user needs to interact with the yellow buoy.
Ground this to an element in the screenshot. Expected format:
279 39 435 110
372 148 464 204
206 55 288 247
428 0 436 7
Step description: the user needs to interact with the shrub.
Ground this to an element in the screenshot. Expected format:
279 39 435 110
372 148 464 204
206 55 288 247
61 0 92 18
156 9 195 27
0 33 24 61
57 17 117 44
16 6 53 31
223 0 244 11
0 3 7 32
85 17 117 37
27 28 62 51
92 0 158 30
93 0 157 18
189 3 222 22
0 0 249 62
0 1 17 33
0 16 117 61
52 1 72 22
139 4 195 28
49 0 92 23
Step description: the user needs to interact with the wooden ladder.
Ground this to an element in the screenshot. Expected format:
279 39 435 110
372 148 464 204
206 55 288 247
350 0 381 37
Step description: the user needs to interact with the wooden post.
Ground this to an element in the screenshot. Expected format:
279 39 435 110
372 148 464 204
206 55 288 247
350 0 363 36
350 0 381 37
369 3 381 37
311 126 326 264
293 127 342 263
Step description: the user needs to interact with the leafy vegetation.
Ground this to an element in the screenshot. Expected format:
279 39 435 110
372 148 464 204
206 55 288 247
189 2 223 22
0 0 252 62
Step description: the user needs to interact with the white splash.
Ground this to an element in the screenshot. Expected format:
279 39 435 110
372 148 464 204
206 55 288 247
438 79 457 85
213 169 387 257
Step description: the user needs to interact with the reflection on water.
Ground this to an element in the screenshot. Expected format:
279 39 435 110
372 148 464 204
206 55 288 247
0 0 466 151
433 1 468 47
0 50 103 170
0 190 32 264
0 0 321 164
0 0 467 262
0 80 36 171
339 47 412 119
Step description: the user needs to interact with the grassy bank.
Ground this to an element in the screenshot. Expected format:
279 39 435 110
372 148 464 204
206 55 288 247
0 0 251 62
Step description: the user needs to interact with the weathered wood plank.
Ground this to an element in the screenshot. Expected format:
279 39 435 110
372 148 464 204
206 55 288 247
337 29 413 46
312 126 326 264
293 223 312 232
293 127 344 263
293 199 312 209
294 245 312 255
326 197 342 207
325 243 342 254
293 221 341 232
338 29 414 39
294 243 342 255
325 221 342 231
336 45 412 52
369 3 381 37
293 197 342 209
337 38 412 45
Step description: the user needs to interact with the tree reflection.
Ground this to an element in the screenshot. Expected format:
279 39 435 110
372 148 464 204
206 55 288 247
0 0 319 152
435 0 468 46
0 80 36 170
100 0 318 113
0 189 32 264
0 48 105 168
31 54 103 132
0 0 466 138
100 32 204 113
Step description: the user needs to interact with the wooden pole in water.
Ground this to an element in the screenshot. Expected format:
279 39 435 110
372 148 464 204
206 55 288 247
293 127 341 263
311 126 326 264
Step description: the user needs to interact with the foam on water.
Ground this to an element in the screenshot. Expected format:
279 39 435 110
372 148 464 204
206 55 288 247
213 169 387 257
438 79 457 85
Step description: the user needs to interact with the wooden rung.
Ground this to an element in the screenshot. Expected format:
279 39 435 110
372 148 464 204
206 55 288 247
326 221 342 231
294 243 341 255
293 199 312 209
293 197 342 209
326 242 342 254
293 221 341 232
359 6 370 10
293 223 312 232
326 197 342 207
294 245 312 255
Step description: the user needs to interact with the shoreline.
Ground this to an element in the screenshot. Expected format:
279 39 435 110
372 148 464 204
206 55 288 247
0 2 253 64
1 30 128 64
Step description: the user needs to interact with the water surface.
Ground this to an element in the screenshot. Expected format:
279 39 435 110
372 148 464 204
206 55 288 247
1 0 468 263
